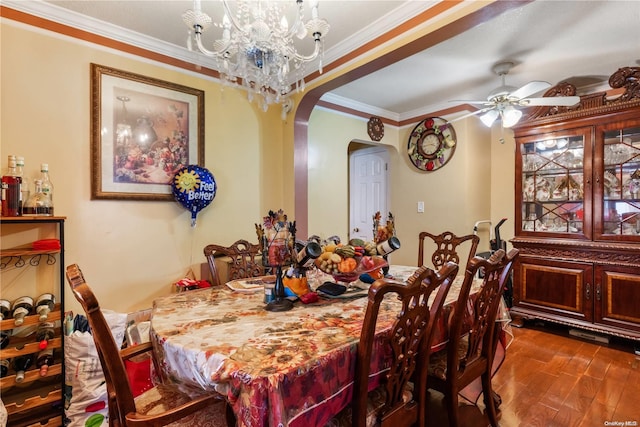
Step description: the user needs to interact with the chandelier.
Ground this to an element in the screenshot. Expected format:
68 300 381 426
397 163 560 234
183 0 330 116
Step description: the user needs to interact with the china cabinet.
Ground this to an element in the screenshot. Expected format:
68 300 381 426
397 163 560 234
0 216 65 427
511 66 640 341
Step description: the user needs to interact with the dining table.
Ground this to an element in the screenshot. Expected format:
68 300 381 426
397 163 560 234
149 265 512 427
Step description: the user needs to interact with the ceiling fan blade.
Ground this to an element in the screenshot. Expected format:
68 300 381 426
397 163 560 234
448 107 493 123
449 100 492 106
519 96 580 107
509 81 552 100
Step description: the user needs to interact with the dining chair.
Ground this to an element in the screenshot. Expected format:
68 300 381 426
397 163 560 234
417 231 480 271
426 248 519 427
65 264 232 427
326 261 459 427
203 239 264 287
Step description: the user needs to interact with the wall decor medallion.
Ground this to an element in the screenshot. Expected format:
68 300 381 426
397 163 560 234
367 116 384 141
407 117 457 171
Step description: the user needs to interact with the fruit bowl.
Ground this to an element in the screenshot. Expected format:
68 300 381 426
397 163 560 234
316 255 388 284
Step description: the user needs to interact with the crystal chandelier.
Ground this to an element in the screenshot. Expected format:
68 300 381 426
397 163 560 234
183 0 330 116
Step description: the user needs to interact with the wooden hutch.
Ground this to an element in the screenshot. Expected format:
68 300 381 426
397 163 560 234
511 66 640 342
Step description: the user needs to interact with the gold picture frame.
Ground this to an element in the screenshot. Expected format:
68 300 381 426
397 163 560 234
90 63 204 200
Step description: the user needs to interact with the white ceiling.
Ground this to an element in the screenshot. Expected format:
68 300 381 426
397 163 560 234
7 0 640 123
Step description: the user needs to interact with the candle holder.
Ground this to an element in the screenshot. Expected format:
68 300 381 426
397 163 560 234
256 210 296 312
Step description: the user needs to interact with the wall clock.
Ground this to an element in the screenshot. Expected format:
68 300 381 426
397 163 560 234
407 117 457 171
367 116 384 141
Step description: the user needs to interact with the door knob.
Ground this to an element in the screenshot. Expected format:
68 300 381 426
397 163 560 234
353 228 359 232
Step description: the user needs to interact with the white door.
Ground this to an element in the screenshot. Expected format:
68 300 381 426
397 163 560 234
349 146 389 242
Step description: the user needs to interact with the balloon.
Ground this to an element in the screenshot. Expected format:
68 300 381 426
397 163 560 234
172 165 217 227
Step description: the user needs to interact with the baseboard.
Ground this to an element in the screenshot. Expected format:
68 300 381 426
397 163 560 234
568 328 610 344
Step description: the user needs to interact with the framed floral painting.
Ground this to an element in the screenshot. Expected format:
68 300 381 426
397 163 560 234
90 63 204 200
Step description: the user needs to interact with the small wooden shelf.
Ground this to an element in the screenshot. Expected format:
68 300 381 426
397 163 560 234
1 217 65 427
0 216 66 223
2 386 62 415
0 363 63 390
0 304 62 331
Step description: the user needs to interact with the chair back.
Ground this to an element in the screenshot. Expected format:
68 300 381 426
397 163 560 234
203 239 264 287
418 231 479 270
66 264 135 427
448 248 518 381
352 262 459 427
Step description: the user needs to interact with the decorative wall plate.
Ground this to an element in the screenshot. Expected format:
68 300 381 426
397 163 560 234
407 117 457 171
367 116 384 141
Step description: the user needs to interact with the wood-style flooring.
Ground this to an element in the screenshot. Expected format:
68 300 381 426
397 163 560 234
425 323 640 427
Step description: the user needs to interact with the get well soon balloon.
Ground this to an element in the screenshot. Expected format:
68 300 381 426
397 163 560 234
172 165 216 227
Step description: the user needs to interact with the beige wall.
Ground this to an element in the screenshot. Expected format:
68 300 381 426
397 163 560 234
1 22 285 313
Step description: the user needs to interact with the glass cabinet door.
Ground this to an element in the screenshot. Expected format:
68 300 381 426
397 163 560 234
596 125 640 240
519 130 590 238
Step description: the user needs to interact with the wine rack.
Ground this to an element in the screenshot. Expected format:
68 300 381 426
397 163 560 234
0 216 65 427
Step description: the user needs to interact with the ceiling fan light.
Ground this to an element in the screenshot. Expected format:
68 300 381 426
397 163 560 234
480 110 499 127
502 107 522 128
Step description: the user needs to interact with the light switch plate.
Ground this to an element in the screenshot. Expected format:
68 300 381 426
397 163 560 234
417 201 425 213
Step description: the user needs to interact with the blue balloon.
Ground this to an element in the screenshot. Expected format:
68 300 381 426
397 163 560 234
171 165 216 227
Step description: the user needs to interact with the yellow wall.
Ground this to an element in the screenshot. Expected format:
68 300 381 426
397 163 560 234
0 22 283 313
306 107 506 268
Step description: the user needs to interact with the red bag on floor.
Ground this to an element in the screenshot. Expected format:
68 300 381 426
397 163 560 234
125 356 154 397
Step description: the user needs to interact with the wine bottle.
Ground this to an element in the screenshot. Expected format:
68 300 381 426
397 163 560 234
15 156 29 214
13 354 34 383
0 298 11 320
296 241 322 268
39 163 54 207
36 321 56 350
36 348 54 376
1 155 21 217
0 359 9 378
0 330 10 349
376 236 401 256
11 296 34 326
23 180 53 216
35 293 56 321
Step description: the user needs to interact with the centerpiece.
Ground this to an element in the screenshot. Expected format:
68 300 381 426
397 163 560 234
256 209 296 312
313 236 388 296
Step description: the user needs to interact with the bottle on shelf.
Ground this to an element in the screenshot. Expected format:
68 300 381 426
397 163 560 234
296 241 322 268
11 296 34 326
1 155 22 217
36 321 56 350
12 354 34 383
0 330 10 349
0 298 11 320
23 179 53 216
35 293 56 322
15 156 29 214
39 163 54 206
0 359 9 378
375 236 401 256
36 348 54 377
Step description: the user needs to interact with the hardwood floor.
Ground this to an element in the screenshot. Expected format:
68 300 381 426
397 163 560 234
425 323 640 427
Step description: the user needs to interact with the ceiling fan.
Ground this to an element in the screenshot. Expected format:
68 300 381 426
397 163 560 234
453 62 580 128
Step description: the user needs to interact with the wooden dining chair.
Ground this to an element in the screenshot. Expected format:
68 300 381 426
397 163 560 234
418 231 479 270
203 239 264 287
426 248 519 427
65 264 231 427
326 261 459 427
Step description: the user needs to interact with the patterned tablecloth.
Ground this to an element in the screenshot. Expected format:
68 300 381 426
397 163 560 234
150 266 509 427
